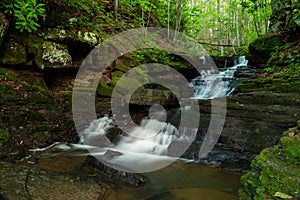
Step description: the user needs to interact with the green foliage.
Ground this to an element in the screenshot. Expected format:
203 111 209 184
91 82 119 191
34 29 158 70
0 129 9 147
130 49 188 69
0 0 45 32
280 136 300 160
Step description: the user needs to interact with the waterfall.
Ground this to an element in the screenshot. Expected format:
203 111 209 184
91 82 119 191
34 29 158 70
78 114 196 172
190 56 249 100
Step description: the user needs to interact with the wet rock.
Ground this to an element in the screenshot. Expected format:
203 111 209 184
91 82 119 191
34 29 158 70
84 155 146 186
234 69 258 78
35 41 72 69
0 161 106 200
0 13 9 48
130 88 178 106
167 140 191 157
0 38 27 64
27 156 39 165
106 127 123 143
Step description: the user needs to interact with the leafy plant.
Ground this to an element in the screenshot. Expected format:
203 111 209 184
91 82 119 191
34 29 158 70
0 0 45 32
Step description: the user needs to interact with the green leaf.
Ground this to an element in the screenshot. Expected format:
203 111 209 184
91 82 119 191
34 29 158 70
274 192 293 199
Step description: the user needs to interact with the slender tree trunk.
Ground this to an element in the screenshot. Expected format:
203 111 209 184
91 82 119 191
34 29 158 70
217 0 222 53
236 10 240 47
175 0 183 40
114 0 119 21
167 0 170 39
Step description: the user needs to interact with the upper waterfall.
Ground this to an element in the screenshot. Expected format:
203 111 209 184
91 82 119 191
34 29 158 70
189 56 249 100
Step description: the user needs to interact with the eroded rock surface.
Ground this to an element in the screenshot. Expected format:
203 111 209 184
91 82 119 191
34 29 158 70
0 161 106 200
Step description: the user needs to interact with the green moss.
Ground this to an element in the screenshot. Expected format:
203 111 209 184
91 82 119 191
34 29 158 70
96 82 114 97
250 35 282 52
280 136 300 160
239 124 300 200
0 129 9 147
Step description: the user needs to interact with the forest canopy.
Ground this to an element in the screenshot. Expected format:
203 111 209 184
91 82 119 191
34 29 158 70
1 0 299 55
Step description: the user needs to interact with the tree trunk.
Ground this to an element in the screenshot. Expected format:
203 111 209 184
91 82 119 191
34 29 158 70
114 0 119 21
217 0 222 53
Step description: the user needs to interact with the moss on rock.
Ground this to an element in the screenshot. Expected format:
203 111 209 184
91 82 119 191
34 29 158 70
238 121 300 200
35 41 72 69
0 38 27 65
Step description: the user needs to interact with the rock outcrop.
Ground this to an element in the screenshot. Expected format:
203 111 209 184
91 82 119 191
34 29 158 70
0 38 26 65
238 121 300 199
0 161 107 200
269 0 300 32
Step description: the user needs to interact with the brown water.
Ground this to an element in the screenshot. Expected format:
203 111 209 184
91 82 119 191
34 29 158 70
107 161 241 200
23 151 241 200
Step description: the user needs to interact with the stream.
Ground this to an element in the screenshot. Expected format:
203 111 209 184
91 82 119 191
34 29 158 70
22 146 241 200
18 56 252 199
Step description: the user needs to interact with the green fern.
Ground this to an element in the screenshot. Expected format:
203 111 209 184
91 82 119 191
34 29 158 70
0 0 45 33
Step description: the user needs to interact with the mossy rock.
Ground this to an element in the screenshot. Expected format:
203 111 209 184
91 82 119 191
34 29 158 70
0 38 27 65
112 63 131 73
35 41 72 69
280 136 300 160
249 35 282 52
96 82 114 97
27 34 44 57
239 124 300 200
97 71 125 97
43 28 72 42
247 35 284 66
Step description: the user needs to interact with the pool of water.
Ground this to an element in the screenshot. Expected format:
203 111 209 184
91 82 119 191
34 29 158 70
108 161 241 200
22 151 241 200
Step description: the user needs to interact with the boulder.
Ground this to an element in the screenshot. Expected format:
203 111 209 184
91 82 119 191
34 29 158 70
130 88 178 106
238 122 300 199
0 38 26 65
43 28 71 42
35 41 72 69
0 13 9 48
77 31 98 47
247 35 283 67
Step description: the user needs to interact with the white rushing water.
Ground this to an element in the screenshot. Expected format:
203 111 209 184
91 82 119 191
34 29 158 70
190 56 249 99
78 114 196 172
30 114 196 172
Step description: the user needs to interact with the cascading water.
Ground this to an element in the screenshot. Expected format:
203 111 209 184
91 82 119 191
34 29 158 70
79 114 196 172
30 113 195 172
189 56 249 99
30 56 252 172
